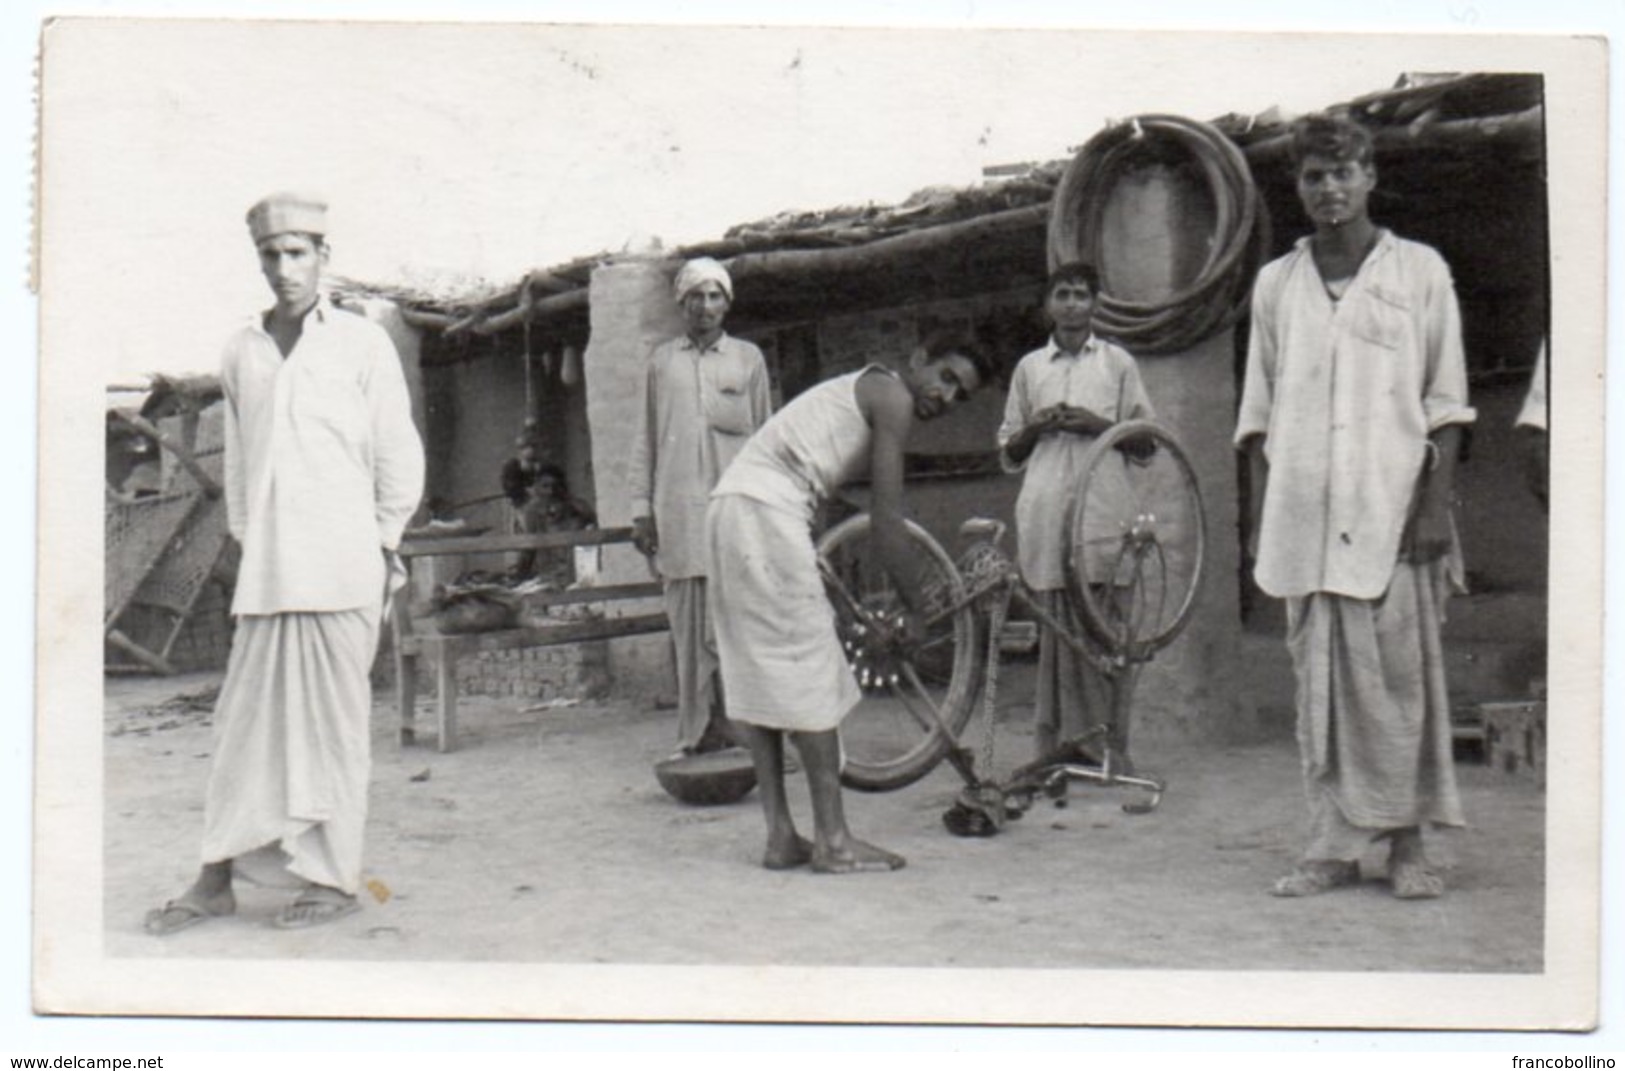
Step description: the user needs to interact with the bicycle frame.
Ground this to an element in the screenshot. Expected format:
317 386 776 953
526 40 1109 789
820 519 1166 829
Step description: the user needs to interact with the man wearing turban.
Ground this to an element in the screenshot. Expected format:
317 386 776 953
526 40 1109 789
144 193 425 933
628 257 772 759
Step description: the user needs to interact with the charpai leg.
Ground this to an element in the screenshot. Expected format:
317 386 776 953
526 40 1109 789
436 648 458 753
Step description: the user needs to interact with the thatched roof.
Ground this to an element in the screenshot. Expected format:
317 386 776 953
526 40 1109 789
332 71 1545 353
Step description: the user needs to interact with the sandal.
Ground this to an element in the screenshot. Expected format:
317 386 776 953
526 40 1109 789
272 886 362 929
1270 859 1360 898
143 893 234 936
1390 859 1446 900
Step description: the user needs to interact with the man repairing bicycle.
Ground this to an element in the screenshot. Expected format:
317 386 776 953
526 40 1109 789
997 262 1156 760
705 330 996 873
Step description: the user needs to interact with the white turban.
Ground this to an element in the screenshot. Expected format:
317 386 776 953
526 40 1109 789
673 257 733 303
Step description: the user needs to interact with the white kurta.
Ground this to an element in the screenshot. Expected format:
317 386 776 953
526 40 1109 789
1236 231 1472 850
1234 231 1475 600
626 333 772 580
203 297 425 893
221 299 425 614
996 337 1154 591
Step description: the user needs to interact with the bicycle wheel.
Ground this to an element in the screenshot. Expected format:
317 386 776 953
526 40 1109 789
1067 419 1206 657
816 514 982 792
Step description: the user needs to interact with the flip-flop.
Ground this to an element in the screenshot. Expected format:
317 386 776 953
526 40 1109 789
1390 860 1446 900
272 888 362 930
143 895 232 936
810 851 907 875
1270 859 1360 898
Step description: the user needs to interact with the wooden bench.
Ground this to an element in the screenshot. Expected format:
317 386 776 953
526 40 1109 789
393 526 668 752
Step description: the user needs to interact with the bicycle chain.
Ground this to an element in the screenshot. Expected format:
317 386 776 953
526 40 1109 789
954 540 1014 787
977 580 1010 784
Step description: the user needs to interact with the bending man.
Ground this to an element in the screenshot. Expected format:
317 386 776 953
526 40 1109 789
706 331 994 873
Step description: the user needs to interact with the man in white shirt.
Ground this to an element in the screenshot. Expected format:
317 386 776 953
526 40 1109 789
144 193 425 934
996 262 1155 760
1235 115 1473 900
628 258 772 759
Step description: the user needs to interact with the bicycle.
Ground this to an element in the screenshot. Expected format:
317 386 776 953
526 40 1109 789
816 419 1207 835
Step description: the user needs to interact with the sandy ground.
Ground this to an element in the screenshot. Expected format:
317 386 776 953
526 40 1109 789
103 652 1545 974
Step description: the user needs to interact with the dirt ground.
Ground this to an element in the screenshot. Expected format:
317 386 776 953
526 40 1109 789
102 644 1546 975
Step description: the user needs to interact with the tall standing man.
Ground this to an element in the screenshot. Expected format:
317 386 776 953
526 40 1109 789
997 262 1156 760
144 193 425 933
1235 116 1474 900
628 257 772 759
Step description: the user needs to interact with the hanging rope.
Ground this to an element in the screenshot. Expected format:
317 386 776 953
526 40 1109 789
518 275 538 432
1047 113 1270 355
522 316 534 411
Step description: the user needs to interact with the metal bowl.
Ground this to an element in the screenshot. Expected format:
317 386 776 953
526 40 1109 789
654 748 758 805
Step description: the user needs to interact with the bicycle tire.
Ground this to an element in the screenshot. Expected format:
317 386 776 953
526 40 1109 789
1066 419 1207 657
816 514 982 792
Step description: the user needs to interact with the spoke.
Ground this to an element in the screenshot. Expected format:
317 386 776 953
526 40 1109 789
819 562 869 625
887 692 941 737
896 663 953 735
1149 540 1170 633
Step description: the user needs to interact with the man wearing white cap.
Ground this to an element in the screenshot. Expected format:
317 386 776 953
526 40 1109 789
629 257 771 759
144 193 424 933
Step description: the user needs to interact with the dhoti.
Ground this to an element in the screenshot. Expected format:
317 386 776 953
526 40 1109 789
1286 560 1465 860
200 608 381 894
1032 588 1116 759
706 494 861 732
663 576 721 751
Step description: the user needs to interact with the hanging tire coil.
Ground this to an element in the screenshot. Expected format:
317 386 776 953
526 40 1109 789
1047 113 1270 355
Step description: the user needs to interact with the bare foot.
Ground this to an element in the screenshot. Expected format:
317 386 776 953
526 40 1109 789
763 834 814 871
811 838 906 874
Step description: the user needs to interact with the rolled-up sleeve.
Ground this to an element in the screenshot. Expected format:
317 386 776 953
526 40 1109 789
367 335 426 550
749 347 773 427
1420 253 1477 432
996 361 1033 473
1234 266 1279 448
626 354 658 517
1116 349 1156 421
221 356 247 545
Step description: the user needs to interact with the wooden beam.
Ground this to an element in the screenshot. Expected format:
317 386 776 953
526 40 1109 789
398 526 638 558
1243 106 1545 172
724 203 1051 284
518 581 664 608
398 307 459 330
472 286 589 336
425 612 671 658
106 629 178 675
108 411 221 498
